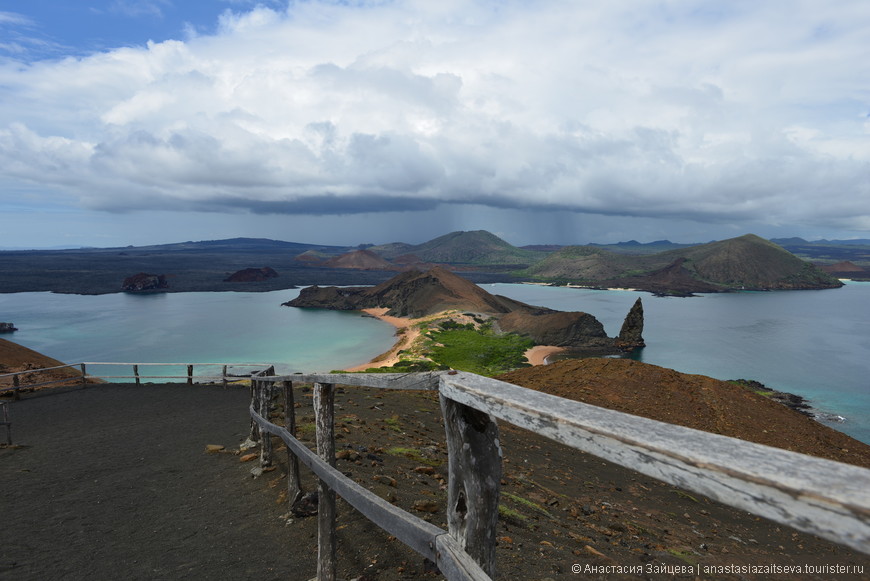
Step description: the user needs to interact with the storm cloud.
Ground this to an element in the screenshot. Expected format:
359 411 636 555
1 0 869 236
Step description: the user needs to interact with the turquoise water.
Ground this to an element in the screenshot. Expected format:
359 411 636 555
0 290 396 377
490 281 870 444
2 282 868 443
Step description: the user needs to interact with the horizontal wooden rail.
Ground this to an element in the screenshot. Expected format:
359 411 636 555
0 377 76 392
85 375 250 380
0 363 81 378
80 362 275 367
0 362 278 395
270 372 441 391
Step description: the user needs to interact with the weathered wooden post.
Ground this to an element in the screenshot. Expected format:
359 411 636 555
314 382 336 581
440 394 502 578
259 379 273 467
12 374 20 401
80 363 87 387
249 379 261 443
133 364 140 386
187 364 194 385
283 380 303 505
222 365 228 389
1 401 10 445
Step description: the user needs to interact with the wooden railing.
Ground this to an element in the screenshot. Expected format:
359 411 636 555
249 370 870 581
0 361 276 398
4 363 869 577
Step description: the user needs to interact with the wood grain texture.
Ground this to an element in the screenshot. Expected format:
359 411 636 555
283 381 303 505
265 372 442 391
440 371 870 555
440 395 501 577
249 403 490 580
314 382 337 581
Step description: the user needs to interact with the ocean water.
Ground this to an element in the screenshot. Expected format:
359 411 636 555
490 281 870 444
0 289 396 377
2 282 868 444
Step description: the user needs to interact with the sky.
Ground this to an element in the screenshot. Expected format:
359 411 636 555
1 0 869 249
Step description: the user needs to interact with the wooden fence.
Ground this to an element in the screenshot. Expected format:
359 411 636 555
249 370 870 581
0 361 276 399
4 363 870 578
0 362 274 446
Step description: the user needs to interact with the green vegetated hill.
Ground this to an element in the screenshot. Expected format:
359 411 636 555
670 234 837 289
371 230 546 267
524 234 842 293
523 245 650 280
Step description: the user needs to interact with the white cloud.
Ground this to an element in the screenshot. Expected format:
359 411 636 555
1 0 869 233
0 11 33 26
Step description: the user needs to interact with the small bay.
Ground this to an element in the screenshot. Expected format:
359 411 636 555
2 281 868 444
1 289 396 377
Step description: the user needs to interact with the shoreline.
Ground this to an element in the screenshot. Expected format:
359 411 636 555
343 308 422 372
343 308 566 372
523 345 567 366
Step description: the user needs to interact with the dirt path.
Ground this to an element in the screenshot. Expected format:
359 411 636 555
0 384 313 581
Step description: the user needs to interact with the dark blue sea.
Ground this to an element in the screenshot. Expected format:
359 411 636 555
2 281 868 443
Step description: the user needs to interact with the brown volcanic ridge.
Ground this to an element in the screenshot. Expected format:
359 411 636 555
0 338 97 390
819 260 870 279
285 267 644 352
322 249 399 271
498 357 870 469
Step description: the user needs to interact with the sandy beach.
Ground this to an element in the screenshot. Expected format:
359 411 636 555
343 308 423 372
343 309 565 371
523 345 566 366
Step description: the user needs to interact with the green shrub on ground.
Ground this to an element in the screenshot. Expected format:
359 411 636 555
426 326 533 376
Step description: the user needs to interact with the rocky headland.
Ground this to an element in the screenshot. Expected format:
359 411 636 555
286 267 644 357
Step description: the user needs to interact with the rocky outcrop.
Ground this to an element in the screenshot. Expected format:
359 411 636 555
122 273 169 292
365 268 524 317
287 267 645 353
615 298 645 352
224 267 278 282
495 310 615 351
286 267 523 318
0 322 17 333
284 285 374 311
